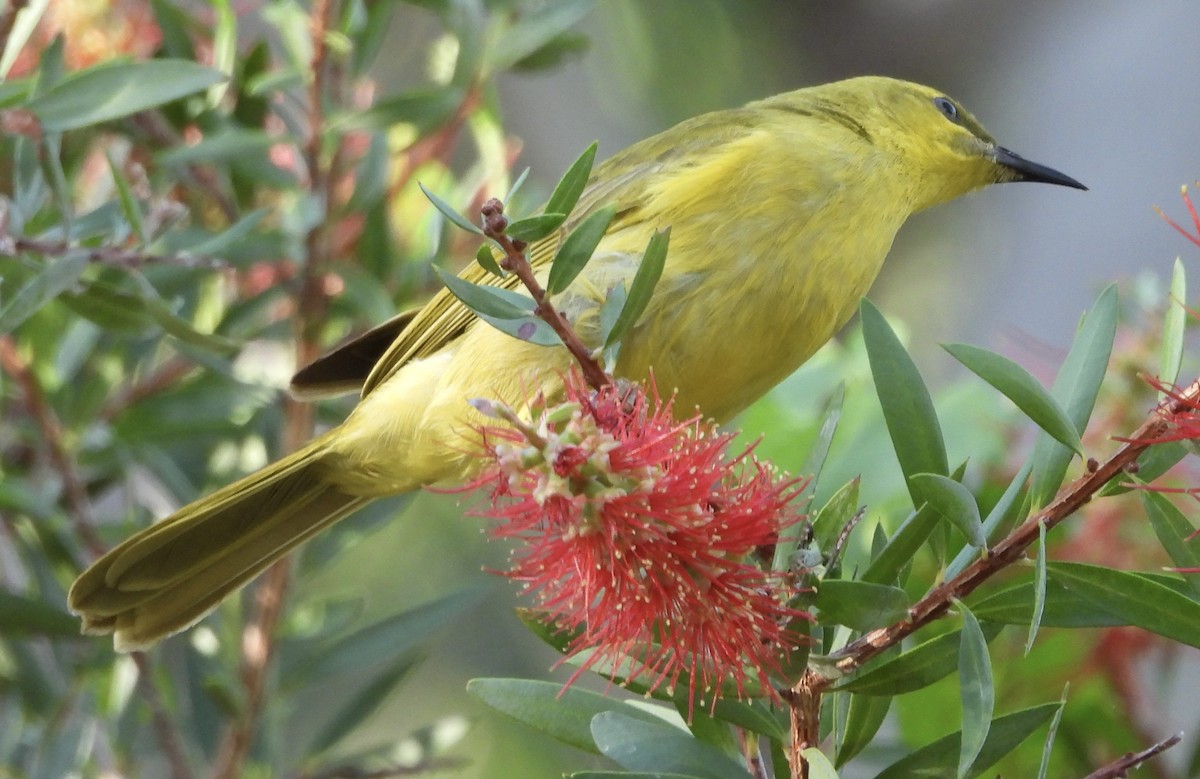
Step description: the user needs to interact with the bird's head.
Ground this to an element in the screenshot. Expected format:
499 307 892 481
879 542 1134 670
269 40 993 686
822 76 1086 211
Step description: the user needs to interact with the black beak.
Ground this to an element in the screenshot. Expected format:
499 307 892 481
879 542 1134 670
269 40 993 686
994 146 1087 190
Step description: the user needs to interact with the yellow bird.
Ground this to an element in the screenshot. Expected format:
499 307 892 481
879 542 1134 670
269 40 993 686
69 76 1084 649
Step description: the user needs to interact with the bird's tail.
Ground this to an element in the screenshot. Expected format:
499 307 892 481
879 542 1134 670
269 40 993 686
68 430 369 650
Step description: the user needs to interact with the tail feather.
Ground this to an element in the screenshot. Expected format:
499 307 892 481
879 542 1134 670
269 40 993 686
68 433 369 650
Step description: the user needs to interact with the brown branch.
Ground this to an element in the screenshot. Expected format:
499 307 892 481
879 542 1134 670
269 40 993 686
1 235 230 271
0 335 105 557
781 669 822 779
821 378 1200 683
480 199 611 390
1081 733 1181 779
100 357 197 421
212 2 337 776
131 652 197 779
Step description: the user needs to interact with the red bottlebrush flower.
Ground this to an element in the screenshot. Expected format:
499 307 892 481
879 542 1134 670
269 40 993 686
1157 184 1200 248
1124 375 1200 446
467 372 811 713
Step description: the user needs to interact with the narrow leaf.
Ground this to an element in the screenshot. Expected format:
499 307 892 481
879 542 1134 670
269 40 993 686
106 152 145 242
861 298 948 506
505 166 531 204
0 252 89 333
547 205 615 294
809 477 861 558
862 504 939 585
947 461 1032 579
419 182 484 235
910 473 984 548
28 60 226 131
605 228 669 348
1141 490 1200 596
1025 520 1047 655
1030 285 1117 506
836 694 890 767
308 655 419 754
874 704 1058 779
774 385 845 571
545 141 599 217
836 624 1002 696
506 212 566 242
590 711 747 779
804 747 841 778
475 244 506 278
1036 686 1069 779
183 208 267 257
815 579 908 631
476 310 561 346
944 343 1082 454
468 678 662 754
0 591 80 636
957 602 993 779
1048 561 1200 648
1161 257 1187 387
433 265 534 319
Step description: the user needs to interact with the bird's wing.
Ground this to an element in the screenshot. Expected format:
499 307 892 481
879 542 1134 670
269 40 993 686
344 110 754 399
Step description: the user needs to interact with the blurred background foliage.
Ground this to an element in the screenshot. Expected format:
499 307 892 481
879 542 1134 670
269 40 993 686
1 1 1199 778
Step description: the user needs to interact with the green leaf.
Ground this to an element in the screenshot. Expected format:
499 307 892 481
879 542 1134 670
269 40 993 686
816 580 908 631
545 141 599 218
836 625 1001 696
419 182 484 235
861 299 948 506
1025 521 1047 655
475 244 506 278
548 205 615 294
1141 490 1200 595
284 589 485 686
308 654 419 755
590 711 747 779
468 678 663 754
957 603 993 779
1048 561 1200 647
809 477 861 558
969 578 1128 628
28 60 226 131
836 694 890 767
505 213 567 243
123 274 239 353
861 503 939 586
774 386 845 572
873 704 1058 779
489 0 595 72
805 747 841 778
910 473 984 548
707 698 786 741
182 209 268 258
476 311 561 347
334 87 464 133
1029 285 1117 506
947 461 1032 579
570 773 697 779
0 591 80 637
605 228 669 349
433 265 534 319
0 0 48 79
944 343 1082 454
506 166 531 204
106 152 145 243
1161 257 1187 386
1037 687 1069 779
0 252 89 333
156 128 276 166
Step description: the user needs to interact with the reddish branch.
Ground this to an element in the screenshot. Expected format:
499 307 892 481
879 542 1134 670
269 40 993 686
823 378 1200 681
1082 733 1181 779
479 198 610 390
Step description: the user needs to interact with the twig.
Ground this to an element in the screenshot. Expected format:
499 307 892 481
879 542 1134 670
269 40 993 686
212 2 337 775
0 0 29 69
0 335 105 557
479 198 610 390
100 357 196 421
1080 733 1181 779
822 378 1200 682
131 652 197 779
1 235 229 270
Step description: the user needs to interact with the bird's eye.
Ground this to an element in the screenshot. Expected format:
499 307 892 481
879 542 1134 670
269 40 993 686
933 96 959 123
